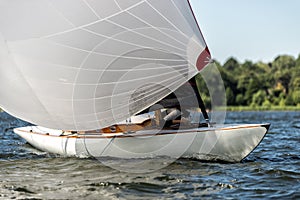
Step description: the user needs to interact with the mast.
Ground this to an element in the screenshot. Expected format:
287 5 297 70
189 76 210 125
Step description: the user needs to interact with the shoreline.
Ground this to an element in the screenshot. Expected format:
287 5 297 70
0 107 299 114
223 106 300 112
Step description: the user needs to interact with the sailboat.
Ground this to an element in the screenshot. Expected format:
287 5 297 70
0 0 269 162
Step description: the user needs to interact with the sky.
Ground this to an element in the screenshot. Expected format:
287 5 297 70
189 0 300 64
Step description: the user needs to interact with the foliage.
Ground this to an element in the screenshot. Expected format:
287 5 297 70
196 54 300 109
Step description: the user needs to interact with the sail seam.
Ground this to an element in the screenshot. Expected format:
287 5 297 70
82 0 102 20
126 10 188 47
146 0 201 48
41 38 187 61
41 0 147 39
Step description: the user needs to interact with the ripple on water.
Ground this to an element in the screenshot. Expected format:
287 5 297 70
0 111 299 199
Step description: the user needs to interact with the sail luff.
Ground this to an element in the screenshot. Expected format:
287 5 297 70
186 0 211 70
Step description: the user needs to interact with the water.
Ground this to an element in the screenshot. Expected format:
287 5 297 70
0 111 299 199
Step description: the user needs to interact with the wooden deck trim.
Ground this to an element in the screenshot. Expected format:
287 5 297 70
14 124 268 139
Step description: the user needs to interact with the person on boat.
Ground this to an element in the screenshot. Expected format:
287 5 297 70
154 107 191 128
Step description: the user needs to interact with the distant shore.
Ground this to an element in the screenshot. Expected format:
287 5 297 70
224 106 300 112
0 106 299 114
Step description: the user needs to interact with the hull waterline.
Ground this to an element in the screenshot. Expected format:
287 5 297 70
14 124 270 162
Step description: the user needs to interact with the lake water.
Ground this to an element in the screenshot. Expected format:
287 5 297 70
0 111 299 199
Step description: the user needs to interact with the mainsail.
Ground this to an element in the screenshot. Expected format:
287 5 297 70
0 0 211 130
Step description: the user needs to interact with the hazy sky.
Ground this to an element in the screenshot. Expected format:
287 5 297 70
189 0 300 64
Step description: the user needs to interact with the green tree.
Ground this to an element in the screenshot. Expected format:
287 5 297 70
226 87 235 105
295 54 300 68
262 99 272 109
215 53 298 108
251 90 267 106
272 55 296 70
285 94 294 106
236 94 245 106
292 91 300 105
274 70 291 93
291 77 300 90
223 57 240 72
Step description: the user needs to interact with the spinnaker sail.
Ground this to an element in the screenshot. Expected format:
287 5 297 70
0 0 211 130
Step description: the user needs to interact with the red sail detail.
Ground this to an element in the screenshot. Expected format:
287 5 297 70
196 47 211 71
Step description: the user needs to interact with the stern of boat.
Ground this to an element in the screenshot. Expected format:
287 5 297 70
186 123 270 162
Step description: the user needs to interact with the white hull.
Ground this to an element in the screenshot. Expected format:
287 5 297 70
14 124 270 162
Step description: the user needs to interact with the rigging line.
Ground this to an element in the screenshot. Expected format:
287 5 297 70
41 0 147 39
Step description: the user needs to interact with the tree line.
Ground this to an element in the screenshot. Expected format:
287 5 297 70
196 54 300 109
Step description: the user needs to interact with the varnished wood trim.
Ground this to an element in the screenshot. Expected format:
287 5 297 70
14 124 268 139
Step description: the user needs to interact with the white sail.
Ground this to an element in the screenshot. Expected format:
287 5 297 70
0 0 211 130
